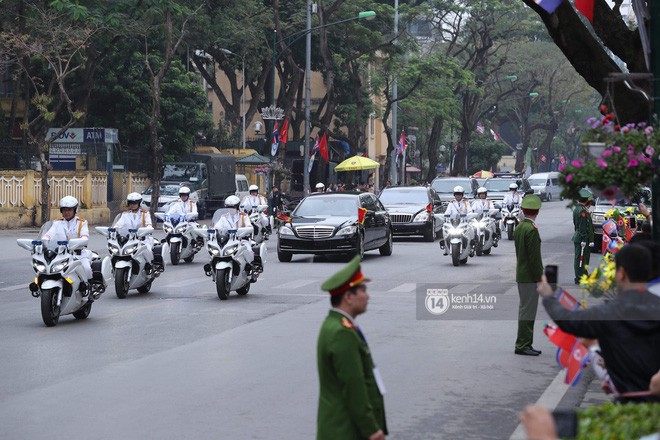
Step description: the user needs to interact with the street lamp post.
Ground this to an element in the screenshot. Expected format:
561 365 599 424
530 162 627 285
271 9 376 196
220 48 246 149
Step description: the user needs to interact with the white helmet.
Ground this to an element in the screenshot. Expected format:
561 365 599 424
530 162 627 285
477 187 487 195
225 195 241 209
179 186 191 196
316 182 325 189
59 196 79 212
127 192 142 204
509 183 518 191
453 186 465 194
249 185 259 192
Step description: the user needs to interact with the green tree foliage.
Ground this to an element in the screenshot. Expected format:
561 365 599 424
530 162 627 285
467 135 508 175
86 47 212 167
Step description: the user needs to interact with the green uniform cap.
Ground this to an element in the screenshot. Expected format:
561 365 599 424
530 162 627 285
521 194 542 210
579 188 594 201
321 256 370 296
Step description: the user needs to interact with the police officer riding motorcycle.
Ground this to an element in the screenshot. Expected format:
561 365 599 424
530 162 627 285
470 187 500 255
439 186 476 265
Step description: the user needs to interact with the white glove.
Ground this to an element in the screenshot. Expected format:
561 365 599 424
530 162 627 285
580 242 586 247
588 242 594 247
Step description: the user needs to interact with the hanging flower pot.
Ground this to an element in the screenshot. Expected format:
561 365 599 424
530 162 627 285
559 111 659 201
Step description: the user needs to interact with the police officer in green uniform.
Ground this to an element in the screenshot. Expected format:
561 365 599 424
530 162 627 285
514 195 543 356
317 256 387 440
573 188 594 284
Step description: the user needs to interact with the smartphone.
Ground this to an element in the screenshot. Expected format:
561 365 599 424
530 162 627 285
545 265 558 291
552 409 578 438
628 216 637 229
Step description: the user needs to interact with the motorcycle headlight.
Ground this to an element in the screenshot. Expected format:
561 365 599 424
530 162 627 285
208 246 220 256
336 226 356 236
52 261 69 272
413 212 430 222
279 225 294 236
108 244 120 255
32 260 46 273
164 225 173 233
448 227 462 235
223 245 239 256
124 244 139 255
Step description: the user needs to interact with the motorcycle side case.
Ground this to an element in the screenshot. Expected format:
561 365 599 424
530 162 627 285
259 242 268 264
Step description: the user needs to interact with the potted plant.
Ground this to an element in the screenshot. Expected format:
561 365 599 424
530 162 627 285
559 108 660 201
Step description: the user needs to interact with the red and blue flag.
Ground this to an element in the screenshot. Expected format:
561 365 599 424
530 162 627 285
533 0 563 14
271 121 280 156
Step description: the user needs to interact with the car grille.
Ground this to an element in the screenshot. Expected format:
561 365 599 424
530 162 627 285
390 213 414 223
295 225 335 239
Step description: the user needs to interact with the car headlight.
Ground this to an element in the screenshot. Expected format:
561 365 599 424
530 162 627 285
108 244 120 255
336 225 357 236
32 260 46 273
52 261 69 272
124 244 139 255
279 225 294 236
413 212 430 222
163 225 173 233
592 214 604 223
223 245 239 256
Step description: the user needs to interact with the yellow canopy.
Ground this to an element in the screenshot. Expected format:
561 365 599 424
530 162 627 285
335 155 380 172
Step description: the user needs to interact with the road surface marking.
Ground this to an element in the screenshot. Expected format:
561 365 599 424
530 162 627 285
0 284 28 292
272 279 319 289
387 283 416 292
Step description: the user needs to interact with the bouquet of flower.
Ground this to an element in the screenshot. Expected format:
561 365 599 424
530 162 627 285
579 252 618 299
559 108 660 201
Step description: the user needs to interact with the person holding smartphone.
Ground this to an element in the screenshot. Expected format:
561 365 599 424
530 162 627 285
538 244 660 402
514 194 544 356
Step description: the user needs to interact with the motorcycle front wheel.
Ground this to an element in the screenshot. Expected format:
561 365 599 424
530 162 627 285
170 242 181 265
114 267 130 299
507 223 514 241
40 288 61 327
216 268 231 300
451 244 460 267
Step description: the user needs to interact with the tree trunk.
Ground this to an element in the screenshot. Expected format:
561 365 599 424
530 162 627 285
39 151 50 225
149 77 163 219
522 0 650 123
425 117 444 183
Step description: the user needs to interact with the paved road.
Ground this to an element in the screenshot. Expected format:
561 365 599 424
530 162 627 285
0 201 579 439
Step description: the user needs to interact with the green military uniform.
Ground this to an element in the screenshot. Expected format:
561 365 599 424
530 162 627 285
514 195 543 352
317 257 387 440
572 189 594 284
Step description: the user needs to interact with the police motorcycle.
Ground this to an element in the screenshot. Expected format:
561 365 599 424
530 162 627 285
95 217 164 298
242 203 271 244
470 209 500 256
17 222 107 327
441 213 476 266
154 211 205 265
201 206 267 300
500 202 522 240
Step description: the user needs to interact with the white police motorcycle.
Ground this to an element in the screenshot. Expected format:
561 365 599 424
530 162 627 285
95 224 163 298
470 209 500 256
441 213 476 266
155 212 205 265
200 209 267 300
17 226 107 326
243 204 271 244
500 202 522 240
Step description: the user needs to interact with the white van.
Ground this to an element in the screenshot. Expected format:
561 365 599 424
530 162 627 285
527 172 562 201
235 174 249 200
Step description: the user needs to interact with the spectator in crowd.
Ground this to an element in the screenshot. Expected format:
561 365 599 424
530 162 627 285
538 244 660 402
